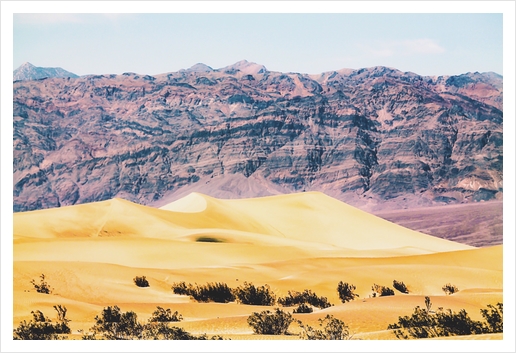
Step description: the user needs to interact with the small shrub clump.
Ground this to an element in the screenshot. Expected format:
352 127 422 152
392 280 409 294
387 297 503 339
372 283 395 297
171 281 235 303
247 308 293 335
442 283 459 295
293 303 313 314
30 274 53 294
337 281 359 303
171 281 189 295
233 282 276 306
133 276 150 288
86 305 224 340
278 289 332 309
480 303 503 333
148 306 182 323
298 315 351 340
141 323 224 340
91 306 143 340
13 306 71 340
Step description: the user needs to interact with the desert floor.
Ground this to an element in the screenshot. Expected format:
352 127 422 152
13 192 503 341
374 200 503 247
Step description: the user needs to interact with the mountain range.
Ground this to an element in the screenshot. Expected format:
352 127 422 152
13 60 503 212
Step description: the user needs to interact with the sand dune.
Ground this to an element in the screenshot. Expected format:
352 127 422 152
12 192 503 341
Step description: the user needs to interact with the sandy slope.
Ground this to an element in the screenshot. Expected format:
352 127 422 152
12 192 502 341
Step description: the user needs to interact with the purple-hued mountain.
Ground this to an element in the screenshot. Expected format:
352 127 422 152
13 62 79 81
13 61 503 212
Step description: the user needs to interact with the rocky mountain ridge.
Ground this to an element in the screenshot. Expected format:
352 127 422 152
13 62 79 81
13 61 503 212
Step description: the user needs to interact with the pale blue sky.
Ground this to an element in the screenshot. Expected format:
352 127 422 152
13 13 503 77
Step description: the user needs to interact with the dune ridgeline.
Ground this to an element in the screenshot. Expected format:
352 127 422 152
13 191 502 340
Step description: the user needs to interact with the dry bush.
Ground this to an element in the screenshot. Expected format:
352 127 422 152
337 281 359 303
247 308 293 335
442 283 459 295
133 276 150 287
234 282 276 306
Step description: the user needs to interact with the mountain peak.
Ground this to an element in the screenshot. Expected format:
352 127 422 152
185 63 214 73
14 62 79 81
19 62 35 69
221 60 267 75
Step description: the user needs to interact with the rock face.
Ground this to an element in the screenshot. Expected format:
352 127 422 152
13 61 503 212
13 62 79 81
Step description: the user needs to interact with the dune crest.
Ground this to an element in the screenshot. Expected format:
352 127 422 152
159 192 208 213
15 191 473 255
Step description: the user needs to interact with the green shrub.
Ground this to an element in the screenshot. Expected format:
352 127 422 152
148 306 182 322
247 308 293 335
171 281 235 303
234 282 276 306
293 303 313 314
13 306 71 340
442 283 459 295
298 315 351 340
372 283 395 297
387 297 494 339
30 274 52 294
133 276 150 287
278 289 332 309
393 280 409 294
337 281 359 303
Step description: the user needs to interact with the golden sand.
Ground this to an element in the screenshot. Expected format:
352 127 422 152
13 192 503 341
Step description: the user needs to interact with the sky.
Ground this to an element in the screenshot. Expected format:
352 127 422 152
12 12 503 77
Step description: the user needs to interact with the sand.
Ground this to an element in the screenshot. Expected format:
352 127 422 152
12 192 503 344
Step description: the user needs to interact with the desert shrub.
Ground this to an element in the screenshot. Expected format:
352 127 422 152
393 280 409 294
172 282 235 303
480 303 503 333
388 297 488 339
13 306 71 340
372 283 395 297
247 308 293 335
171 281 189 295
194 282 235 303
91 306 143 340
133 276 150 287
293 303 313 314
442 283 459 295
171 282 235 303
141 323 219 340
298 315 351 340
337 281 359 303
278 289 332 309
30 274 52 294
234 282 276 306
148 306 182 322
84 305 227 340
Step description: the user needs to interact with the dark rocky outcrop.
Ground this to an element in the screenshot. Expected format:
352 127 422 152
13 62 503 212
